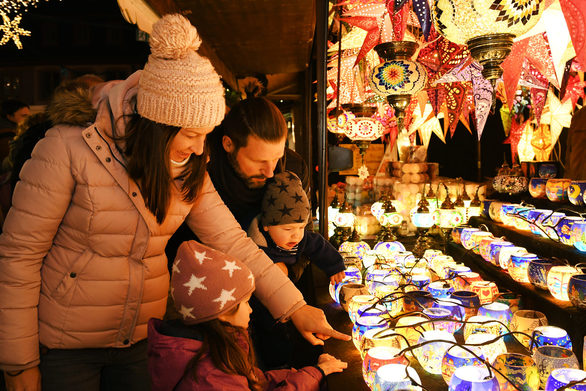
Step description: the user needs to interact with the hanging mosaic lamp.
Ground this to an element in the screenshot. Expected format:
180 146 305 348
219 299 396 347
369 41 427 131
432 0 544 84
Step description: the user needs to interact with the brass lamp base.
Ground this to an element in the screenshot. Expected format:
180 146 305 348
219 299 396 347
386 94 412 131
467 33 515 82
374 41 419 61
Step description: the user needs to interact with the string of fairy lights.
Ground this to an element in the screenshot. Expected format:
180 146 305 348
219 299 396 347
0 0 52 49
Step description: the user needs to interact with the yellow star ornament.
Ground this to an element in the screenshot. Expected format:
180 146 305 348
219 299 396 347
0 12 31 49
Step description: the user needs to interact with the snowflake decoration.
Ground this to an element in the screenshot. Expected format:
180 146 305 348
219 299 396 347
0 12 31 49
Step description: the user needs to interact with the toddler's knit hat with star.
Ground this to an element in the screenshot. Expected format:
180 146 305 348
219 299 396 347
171 240 255 325
137 13 225 128
260 171 310 227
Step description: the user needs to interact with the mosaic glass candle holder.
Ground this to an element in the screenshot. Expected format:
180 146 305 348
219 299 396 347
453 272 483 291
446 265 472 279
449 366 499 391
433 257 457 279
373 240 406 259
469 231 495 254
470 281 499 304
465 332 508 364
547 265 580 301
423 248 443 262
545 368 586 391
498 246 528 270
405 275 431 292
488 201 504 222
528 258 558 290
366 269 396 295
508 253 539 283
373 363 421 391
427 281 455 299
360 327 404 359
348 295 378 323
329 276 360 304
352 315 390 350
414 330 457 374
510 310 548 349
555 216 586 246
537 211 567 240
533 346 580 389
422 307 461 334
452 226 471 244
403 290 434 312
479 236 499 262
488 240 515 266
532 325 573 351
477 302 512 328
394 251 416 267
569 274 586 309
450 290 480 320
339 238 371 260
464 315 508 340
511 205 534 231
460 227 481 249
395 315 430 350
572 220 586 252
339 283 370 312
362 346 408 389
441 345 486 385
492 353 540 391
500 203 520 227
527 208 552 236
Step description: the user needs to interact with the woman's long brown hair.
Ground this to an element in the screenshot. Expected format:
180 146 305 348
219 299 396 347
123 114 208 224
186 315 263 391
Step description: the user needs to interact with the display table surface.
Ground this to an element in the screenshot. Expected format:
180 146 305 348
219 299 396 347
447 216 586 363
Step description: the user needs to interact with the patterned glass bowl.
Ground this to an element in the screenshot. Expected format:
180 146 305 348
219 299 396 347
533 346 580 389
546 368 586 391
510 310 548 349
532 325 573 351
529 177 548 199
449 365 499 391
528 258 558 290
441 345 485 385
568 180 586 206
508 253 539 283
545 178 572 202
568 274 586 309
555 216 586 246
492 353 540 391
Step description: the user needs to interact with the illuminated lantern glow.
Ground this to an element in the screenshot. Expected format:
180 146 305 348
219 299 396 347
372 241 405 258
547 266 580 301
427 281 455 299
492 353 540 391
465 332 508 364
449 366 499 391
344 117 384 141
374 364 422 391
464 315 508 340
352 315 389 350
339 239 371 260
533 346 580 389
369 60 428 96
532 326 573 351
327 110 355 135
508 253 539 283
362 346 408 389
477 302 513 328
453 272 483 291
470 281 499 304
360 327 404 359
395 316 430 352
545 368 586 391
498 246 528 270
414 330 457 375
348 295 378 323
510 310 548 349
441 345 485 385
423 307 460 334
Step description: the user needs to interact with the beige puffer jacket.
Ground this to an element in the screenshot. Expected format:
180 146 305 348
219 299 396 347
0 71 304 371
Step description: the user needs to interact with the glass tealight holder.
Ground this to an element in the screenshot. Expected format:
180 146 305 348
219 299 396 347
423 249 443 262
441 345 485 385
372 240 406 259
508 253 539 283
427 281 454 299
470 281 499 304
488 240 514 266
465 332 507 364
414 330 457 375
545 368 586 391
479 236 498 262
548 265 580 301
360 327 403 359
423 307 461 334
365 269 397 295
348 294 378 323
492 353 540 391
464 315 508 340
532 325 573 351
374 364 422 391
362 346 408 390
469 231 494 255
533 345 580 389
528 258 558 290
433 298 465 325
449 366 499 391
395 315 430 351
403 290 434 312
339 283 370 312
510 310 548 349
453 272 483 291
352 315 389 350
476 302 512 328
460 227 481 249
450 290 480 320
498 246 528 270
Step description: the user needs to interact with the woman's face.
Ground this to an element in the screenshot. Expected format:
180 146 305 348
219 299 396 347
169 126 214 162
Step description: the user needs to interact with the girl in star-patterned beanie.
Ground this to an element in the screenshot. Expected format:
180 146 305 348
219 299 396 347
147 240 346 391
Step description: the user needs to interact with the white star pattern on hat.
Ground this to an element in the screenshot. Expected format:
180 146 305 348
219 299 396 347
222 260 241 277
194 250 212 265
172 259 181 275
183 274 207 295
179 304 195 319
213 288 236 310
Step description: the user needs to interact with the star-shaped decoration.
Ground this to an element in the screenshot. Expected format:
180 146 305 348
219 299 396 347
279 205 293 217
183 274 207 295
0 12 31 50
213 288 236 310
222 260 241 277
287 172 297 181
172 259 181 275
193 250 211 265
294 215 307 223
179 304 195 319
292 192 304 203
265 194 277 206
276 182 289 193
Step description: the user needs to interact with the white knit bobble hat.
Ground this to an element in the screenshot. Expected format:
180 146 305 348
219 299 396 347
138 14 225 128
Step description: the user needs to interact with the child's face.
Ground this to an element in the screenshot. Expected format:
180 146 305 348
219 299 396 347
219 293 253 329
264 222 306 250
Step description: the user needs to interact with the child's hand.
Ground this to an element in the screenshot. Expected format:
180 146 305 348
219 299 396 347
329 271 345 285
317 353 347 375
275 262 288 276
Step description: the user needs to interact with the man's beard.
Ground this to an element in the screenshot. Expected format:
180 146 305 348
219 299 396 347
227 150 268 189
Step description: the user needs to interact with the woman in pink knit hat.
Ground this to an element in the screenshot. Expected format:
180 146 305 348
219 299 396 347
148 241 346 391
0 13 348 391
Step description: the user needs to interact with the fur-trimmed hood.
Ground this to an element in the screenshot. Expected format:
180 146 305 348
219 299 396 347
46 81 99 127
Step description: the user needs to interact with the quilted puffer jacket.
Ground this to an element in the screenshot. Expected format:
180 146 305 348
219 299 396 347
0 71 304 371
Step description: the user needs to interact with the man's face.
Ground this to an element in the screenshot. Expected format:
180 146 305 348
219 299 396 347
223 134 286 189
